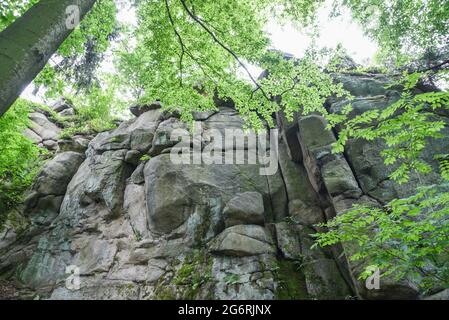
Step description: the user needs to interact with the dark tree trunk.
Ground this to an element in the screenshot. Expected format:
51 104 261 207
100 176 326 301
0 0 97 116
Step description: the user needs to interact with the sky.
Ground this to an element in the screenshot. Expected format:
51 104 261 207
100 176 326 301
266 7 378 64
22 0 378 103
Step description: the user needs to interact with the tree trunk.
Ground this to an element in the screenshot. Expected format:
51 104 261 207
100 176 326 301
0 0 97 116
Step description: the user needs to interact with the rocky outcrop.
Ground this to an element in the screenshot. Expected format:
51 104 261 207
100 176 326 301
1 69 447 300
223 192 265 227
209 225 275 256
0 96 354 300
22 99 93 154
24 151 86 226
278 70 449 300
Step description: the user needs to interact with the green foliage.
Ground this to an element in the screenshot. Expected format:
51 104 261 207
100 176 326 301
59 84 123 138
2 0 449 296
139 155 151 162
315 70 449 292
313 183 449 292
34 0 118 96
0 0 37 31
116 0 344 130
34 102 72 128
330 72 449 184
0 99 43 219
59 0 117 57
435 154 449 181
223 273 240 285
1 208 30 235
336 0 449 65
173 251 212 295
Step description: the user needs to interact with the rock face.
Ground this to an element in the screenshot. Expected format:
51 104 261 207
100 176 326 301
0 70 447 300
223 192 265 227
129 101 162 117
24 151 86 226
291 71 449 300
28 112 61 144
0 100 351 300
209 225 275 256
23 101 91 154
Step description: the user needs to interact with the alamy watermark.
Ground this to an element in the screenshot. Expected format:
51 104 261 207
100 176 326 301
365 268 381 290
168 122 279 176
65 5 80 30
65 265 80 291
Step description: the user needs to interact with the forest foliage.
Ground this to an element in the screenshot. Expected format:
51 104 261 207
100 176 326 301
0 99 42 221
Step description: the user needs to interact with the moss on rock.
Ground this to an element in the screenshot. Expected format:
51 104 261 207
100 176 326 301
274 259 309 300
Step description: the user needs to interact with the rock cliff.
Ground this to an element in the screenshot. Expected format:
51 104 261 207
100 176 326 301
0 70 448 300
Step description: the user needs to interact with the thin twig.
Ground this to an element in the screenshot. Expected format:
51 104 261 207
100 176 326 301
165 0 220 85
279 79 299 97
165 0 185 86
179 0 271 101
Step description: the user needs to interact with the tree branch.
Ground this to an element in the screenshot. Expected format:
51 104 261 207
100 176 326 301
165 0 185 86
179 0 271 101
165 0 222 86
417 58 449 73
393 58 449 76
278 79 299 97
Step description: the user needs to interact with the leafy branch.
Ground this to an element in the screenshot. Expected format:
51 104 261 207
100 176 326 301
179 0 271 101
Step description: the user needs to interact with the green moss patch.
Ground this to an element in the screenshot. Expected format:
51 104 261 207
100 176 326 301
274 259 309 300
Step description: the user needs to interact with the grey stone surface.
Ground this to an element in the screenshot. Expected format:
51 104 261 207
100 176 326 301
29 112 61 141
209 225 275 256
125 150 141 165
274 222 301 260
212 254 276 299
144 153 286 234
148 118 189 156
59 108 75 117
23 128 42 144
129 163 145 185
223 192 265 227
302 258 352 299
58 135 90 153
71 238 118 274
89 109 162 153
129 101 162 117
288 199 324 226
424 289 449 300
51 98 74 113
43 139 58 151
124 183 149 239
298 115 336 151
49 279 140 300
332 73 392 98
3 72 441 300
321 158 362 198
25 152 85 216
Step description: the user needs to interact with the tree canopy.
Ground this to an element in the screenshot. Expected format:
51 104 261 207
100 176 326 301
3 0 447 123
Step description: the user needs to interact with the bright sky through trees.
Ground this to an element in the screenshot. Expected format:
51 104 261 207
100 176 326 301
21 0 377 104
